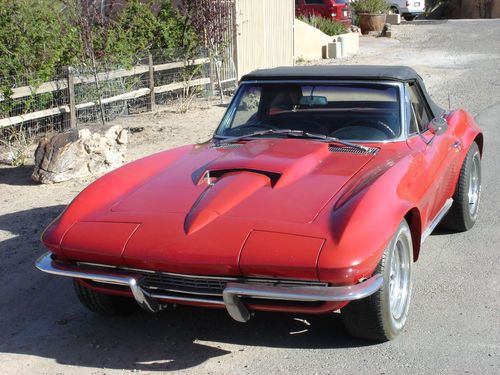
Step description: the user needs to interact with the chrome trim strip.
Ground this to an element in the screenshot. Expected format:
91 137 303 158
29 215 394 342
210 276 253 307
421 198 454 244
222 275 384 322
36 252 160 313
148 292 225 306
36 252 383 323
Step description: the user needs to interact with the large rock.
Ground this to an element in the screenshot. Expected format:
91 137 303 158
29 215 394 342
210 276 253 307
32 125 128 184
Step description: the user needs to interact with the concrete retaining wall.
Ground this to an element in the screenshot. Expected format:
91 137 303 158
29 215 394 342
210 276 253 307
294 19 333 60
294 19 359 61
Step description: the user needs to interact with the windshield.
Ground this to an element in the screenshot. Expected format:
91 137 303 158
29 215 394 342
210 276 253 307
216 82 402 142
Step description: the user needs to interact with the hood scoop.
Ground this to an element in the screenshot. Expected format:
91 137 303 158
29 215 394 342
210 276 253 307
196 168 281 187
184 171 271 235
328 145 379 155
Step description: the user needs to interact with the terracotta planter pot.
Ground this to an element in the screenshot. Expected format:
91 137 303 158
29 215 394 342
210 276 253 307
358 13 387 34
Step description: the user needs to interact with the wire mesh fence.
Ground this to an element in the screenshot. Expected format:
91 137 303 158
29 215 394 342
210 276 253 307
0 47 237 141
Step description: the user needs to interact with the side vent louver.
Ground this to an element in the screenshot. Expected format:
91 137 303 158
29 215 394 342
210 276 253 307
328 145 379 155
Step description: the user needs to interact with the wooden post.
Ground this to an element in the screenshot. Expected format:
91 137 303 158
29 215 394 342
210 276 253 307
66 66 76 128
148 52 155 111
214 57 225 104
208 58 215 97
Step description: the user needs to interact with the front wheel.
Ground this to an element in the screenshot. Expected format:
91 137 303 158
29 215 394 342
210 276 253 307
341 220 413 341
74 279 139 315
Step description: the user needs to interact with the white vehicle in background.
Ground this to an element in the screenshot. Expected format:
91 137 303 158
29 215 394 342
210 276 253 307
390 0 425 21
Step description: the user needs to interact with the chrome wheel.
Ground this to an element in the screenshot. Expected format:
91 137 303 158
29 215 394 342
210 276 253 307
468 153 481 217
341 220 413 341
388 233 412 327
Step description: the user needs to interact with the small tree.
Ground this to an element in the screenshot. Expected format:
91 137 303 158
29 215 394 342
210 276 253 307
181 0 233 56
106 0 159 67
181 0 234 102
0 0 80 114
154 0 198 60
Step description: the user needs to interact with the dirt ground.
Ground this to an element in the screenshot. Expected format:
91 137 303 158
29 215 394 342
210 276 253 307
1 20 499 375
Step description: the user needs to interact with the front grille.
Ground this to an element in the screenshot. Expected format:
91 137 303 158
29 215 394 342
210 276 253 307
140 273 228 296
76 261 328 299
138 272 328 297
328 145 379 155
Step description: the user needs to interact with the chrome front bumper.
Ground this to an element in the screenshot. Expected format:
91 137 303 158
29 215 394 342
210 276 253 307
36 252 383 322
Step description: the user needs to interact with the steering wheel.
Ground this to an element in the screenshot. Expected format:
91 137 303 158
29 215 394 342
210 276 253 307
341 120 397 138
290 120 327 134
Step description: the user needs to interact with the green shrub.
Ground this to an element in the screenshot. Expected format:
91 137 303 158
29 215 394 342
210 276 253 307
350 0 390 14
0 0 80 113
298 15 346 36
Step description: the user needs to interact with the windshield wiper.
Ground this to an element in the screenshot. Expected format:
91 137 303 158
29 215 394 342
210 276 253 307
215 128 371 152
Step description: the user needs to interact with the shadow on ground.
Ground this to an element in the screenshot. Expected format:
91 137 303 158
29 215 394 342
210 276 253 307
0 164 36 186
0 206 375 373
1 299 375 372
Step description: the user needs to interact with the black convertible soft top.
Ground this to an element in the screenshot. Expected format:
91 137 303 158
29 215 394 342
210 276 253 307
241 65 445 117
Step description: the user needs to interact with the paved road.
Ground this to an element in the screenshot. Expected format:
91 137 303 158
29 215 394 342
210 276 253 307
0 20 499 375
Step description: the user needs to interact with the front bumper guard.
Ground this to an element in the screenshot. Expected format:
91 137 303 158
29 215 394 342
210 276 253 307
36 252 383 322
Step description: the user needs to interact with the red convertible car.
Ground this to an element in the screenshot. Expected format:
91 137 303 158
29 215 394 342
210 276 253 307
37 66 483 342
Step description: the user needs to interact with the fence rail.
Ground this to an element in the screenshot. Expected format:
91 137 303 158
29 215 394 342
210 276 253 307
0 55 230 131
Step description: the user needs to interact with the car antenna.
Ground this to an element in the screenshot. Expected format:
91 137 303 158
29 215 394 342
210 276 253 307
448 93 451 111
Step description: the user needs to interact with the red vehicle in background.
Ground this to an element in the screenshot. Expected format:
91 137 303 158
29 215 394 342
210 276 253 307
296 0 352 26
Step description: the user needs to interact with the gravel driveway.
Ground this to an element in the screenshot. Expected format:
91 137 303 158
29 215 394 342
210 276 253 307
0 20 499 375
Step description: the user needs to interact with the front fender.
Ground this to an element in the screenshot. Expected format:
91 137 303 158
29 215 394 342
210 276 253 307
317 151 417 284
41 145 193 256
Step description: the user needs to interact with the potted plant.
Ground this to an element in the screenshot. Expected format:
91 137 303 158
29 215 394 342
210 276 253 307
350 0 390 35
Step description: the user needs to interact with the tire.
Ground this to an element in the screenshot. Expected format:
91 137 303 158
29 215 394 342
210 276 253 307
390 6 399 14
441 142 481 232
341 220 413 342
403 15 416 21
73 279 139 315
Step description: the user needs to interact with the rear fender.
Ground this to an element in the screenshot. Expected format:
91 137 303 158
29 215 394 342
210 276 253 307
445 110 483 193
447 110 483 157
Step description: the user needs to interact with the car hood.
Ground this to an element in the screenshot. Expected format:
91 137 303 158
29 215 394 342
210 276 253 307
111 138 376 228
55 138 378 277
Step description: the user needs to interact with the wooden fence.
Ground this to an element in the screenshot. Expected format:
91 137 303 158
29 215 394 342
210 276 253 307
0 55 227 130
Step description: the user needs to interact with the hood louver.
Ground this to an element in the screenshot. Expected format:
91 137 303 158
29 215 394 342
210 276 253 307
209 143 242 149
328 145 379 155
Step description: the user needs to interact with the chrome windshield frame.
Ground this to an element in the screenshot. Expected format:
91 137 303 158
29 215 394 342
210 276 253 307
213 80 409 144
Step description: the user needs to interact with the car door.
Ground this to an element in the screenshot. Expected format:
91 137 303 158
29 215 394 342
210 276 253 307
405 82 459 227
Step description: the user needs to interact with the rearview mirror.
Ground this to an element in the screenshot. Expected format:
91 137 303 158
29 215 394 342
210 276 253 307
428 117 448 136
299 96 328 106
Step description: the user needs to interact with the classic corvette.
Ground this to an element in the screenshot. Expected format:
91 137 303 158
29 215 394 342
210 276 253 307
37 66 483 341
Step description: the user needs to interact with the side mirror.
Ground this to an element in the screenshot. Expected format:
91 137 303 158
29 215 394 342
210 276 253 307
428 117 448 136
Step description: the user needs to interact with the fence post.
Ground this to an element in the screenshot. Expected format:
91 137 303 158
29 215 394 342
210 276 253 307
148 52 155 111
65 66 76 128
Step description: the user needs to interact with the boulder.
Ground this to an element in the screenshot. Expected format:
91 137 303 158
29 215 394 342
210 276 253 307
32 125 128 184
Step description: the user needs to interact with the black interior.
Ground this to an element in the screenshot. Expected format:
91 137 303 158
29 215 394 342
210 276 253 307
226 102 400 141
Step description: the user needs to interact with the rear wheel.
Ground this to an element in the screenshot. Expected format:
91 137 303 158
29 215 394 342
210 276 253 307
341 220 413 341
73 279 139 315
441 142 481 231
